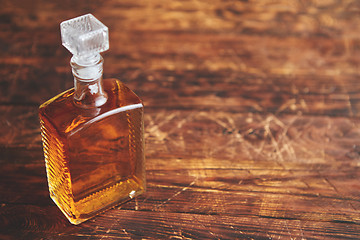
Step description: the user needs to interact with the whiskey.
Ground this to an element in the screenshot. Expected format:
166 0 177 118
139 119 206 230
39 14 145 224
39 79 145 224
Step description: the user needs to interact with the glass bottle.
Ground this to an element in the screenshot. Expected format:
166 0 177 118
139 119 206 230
39 14 146 225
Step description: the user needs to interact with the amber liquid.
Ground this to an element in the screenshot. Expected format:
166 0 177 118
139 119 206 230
39 79 145 224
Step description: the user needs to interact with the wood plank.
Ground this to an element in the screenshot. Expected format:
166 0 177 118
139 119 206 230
2 106 360 164
1 206 360 239
1 156 359 220
0 67 360 116
2 0 360 35
1 148 359 235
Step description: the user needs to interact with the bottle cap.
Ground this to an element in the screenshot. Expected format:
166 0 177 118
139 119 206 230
60 13 109 64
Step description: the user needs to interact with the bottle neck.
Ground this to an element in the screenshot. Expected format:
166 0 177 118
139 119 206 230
71 55 108 108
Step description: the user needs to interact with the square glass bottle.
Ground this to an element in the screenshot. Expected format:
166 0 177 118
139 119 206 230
39 14 146 225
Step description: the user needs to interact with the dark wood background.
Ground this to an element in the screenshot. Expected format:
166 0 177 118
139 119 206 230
1 0 360 239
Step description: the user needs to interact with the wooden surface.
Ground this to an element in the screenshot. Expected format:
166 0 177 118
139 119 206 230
1 0 360 239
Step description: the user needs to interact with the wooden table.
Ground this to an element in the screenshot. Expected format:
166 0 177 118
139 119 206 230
1 0 360 239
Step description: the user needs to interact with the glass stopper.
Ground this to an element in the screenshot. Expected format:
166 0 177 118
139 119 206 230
60 14 109 58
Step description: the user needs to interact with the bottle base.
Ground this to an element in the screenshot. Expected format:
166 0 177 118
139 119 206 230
50 177 145 225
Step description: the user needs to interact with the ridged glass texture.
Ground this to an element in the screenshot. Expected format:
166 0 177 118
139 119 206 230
60 13 109 57
39 79 145 224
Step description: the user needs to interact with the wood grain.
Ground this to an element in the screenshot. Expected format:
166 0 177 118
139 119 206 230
1 0 360 239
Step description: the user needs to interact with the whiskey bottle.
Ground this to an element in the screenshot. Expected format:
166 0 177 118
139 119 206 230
39 14 146 225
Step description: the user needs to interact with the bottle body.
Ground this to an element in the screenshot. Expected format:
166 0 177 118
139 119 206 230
39 78 145 224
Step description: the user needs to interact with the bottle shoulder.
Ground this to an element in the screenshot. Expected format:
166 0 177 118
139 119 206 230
39 79 142 108
39 78 143 137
